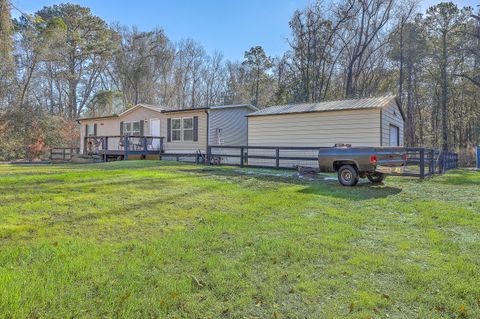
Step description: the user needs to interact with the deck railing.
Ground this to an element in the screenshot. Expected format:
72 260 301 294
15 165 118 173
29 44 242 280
84 135 164 160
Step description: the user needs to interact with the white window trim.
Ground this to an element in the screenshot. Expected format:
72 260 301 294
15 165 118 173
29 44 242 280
182 117 194 142
123 120 141 136
86 124 95 137
170 118 182 142
169 117 194 142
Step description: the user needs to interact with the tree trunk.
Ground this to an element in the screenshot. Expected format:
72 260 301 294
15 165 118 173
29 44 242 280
406 63 415 146
68 52 77 119
345 64 354 98
441 31 449 151
398 23 404 106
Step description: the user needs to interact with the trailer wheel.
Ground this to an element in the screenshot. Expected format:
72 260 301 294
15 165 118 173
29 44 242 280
338 165 359 186
367 173 386 183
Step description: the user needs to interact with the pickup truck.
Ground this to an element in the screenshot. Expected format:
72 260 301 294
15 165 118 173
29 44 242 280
318 146 407 186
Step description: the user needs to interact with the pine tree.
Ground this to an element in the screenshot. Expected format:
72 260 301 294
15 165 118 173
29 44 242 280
0 0 14 105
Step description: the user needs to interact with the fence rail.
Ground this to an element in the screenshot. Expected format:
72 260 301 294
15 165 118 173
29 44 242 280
49 147 80 161
402 148 459 178
206 145 458 179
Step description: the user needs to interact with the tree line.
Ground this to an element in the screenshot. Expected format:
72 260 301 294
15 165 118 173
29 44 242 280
0 0 479 162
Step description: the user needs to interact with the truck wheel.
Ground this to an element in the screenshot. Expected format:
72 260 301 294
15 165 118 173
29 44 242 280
338 165 359 186
367 173 386 183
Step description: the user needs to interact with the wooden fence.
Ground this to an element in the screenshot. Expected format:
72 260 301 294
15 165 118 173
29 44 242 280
401 148 459 178
49 147 80 162
206 145 458 179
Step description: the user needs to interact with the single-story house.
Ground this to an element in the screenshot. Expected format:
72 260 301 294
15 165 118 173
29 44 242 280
246 95 405 167
77 103 256 158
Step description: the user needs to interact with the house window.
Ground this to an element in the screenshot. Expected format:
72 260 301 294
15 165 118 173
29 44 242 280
86 124 95 136
171 118 181 141
183 118 193 141
123 121 141 135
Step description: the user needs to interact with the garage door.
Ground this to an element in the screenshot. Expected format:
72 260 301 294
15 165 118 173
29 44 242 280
389 125 399 146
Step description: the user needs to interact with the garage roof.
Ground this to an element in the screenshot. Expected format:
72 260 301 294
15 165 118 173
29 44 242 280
248 95 403 119
210 104 258 111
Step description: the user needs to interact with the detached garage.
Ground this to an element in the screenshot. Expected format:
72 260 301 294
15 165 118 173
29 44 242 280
247 95 404 148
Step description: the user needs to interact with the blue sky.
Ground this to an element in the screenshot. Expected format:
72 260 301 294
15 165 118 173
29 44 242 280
11 0 478 61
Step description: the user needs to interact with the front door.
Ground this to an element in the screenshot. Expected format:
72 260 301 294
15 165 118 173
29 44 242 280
150 119 161 149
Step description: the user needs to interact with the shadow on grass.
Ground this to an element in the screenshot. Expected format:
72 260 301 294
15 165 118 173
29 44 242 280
181 167 402 200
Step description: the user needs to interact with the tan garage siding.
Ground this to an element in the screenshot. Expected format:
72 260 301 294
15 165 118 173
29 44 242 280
248 109 382 147
381 100 404 146
162 110 208 153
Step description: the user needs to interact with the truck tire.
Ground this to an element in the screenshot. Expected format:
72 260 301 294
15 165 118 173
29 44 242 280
367 173 386 183
338 165 359 186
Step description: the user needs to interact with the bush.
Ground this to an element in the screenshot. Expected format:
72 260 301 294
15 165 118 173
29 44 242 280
0 109 79 161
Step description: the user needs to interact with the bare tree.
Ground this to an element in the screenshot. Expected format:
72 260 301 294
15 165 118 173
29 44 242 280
203 51 226 106
287 0 355 102
110 25 174 107
340 0 394 98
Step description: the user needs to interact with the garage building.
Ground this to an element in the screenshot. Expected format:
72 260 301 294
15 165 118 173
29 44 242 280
247 95 404 148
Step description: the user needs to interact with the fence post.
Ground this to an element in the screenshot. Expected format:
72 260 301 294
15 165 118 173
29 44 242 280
143 137 147 152
159 138 163 160
240 147 244 167
124 136 129 160
439 151 444 173
275 147 280 169
419 148 425 179
477 146 480 169
207 146 211 165
429 149 434 175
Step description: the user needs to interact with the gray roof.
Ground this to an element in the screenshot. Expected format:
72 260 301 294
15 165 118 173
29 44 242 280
248 95 399 117
210 104 258 111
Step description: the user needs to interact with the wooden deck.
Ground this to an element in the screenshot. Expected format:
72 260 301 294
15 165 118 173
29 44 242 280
84 135 165 161
84 136 206 163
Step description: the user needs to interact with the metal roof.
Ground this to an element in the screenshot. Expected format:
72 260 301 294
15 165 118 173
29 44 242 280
210 104 258 111
248 95 399 117
162 107 210 113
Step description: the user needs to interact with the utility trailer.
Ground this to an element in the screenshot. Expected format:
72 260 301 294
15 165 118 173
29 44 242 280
318 145 407 186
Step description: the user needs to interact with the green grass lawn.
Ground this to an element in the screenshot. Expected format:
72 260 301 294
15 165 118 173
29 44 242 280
0 161 479 318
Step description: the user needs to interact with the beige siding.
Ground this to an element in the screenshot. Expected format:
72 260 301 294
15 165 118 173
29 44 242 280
80 107 209 155
248 109 381 147
79 107 163 153
381 100 404 146
162 110 208 153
